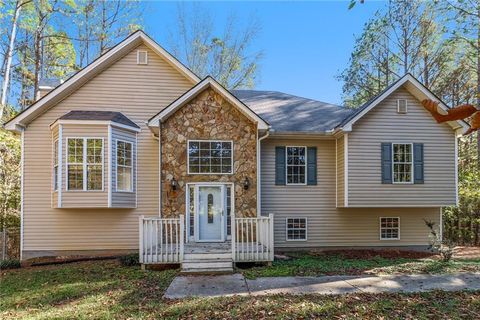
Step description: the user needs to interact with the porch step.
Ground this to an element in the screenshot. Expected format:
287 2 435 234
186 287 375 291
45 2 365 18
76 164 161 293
184 252 232 261
181 259 233 273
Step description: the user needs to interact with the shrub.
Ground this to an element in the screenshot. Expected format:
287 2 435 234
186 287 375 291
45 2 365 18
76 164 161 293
0 259 21 270
118 254 139 266
424 219 455 262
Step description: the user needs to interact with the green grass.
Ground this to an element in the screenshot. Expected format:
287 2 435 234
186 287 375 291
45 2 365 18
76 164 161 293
240 252 480 279
1 259 480 319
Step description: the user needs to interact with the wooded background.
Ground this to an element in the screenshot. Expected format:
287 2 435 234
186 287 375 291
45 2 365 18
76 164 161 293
0 0 478 245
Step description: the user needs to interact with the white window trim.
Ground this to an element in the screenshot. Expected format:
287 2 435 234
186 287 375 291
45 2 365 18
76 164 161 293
286 146 307 185
187 140 234 175
53 139 59 192
397 99 408 114
379 217 400 241
285 217 308 241
66 137 104 192
137 49 148 65
392 143 414 184
115 139 134 192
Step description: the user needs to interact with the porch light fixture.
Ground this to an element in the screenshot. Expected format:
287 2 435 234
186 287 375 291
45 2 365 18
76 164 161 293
243 177 250 190
171 178 178 191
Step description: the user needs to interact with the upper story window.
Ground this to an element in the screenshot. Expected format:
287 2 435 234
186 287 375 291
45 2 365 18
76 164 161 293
286 146 306 185
116 140 133 192
66 138 103 191
53 139 59 191
188 140 232 174
393 143 413 183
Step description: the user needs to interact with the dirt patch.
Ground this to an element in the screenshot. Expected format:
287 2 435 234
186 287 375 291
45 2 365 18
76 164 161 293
454 246 480 259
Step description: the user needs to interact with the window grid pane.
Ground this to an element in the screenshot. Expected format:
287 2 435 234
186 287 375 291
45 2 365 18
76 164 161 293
67 138 103 191
286 218 307 241
53 140 58 191
117 140 133 192
286 147 306 184
188 141 232 174
393 144 412 183
380 217 400 240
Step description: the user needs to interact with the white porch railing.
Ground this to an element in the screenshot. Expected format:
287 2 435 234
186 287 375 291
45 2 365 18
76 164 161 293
139 215 184 264
232 213 274 262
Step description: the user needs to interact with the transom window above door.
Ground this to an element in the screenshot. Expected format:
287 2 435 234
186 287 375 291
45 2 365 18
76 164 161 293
188 140 233 174
286 146 306 185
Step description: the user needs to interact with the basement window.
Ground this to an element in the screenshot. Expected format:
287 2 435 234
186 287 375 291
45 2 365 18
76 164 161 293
380 217 400 240
286 218 307 241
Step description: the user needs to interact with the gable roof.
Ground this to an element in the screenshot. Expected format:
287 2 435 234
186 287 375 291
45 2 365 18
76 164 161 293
4 30 200 132
233 90 354 133
148 77 270 131
57 111 139 129
338 74 470 133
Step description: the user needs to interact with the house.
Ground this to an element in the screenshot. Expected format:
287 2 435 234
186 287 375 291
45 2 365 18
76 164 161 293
4 31 468 272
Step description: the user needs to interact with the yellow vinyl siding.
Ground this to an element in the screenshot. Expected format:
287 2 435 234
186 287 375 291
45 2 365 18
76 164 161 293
348 87 456 207
22 44 192 254
261 138 440 248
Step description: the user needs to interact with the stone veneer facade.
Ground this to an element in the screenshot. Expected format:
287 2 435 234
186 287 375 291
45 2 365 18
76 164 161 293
160 87 257 218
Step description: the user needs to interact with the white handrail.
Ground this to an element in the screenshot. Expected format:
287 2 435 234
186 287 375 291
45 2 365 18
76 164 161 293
233 214 274 262
139 216 184 264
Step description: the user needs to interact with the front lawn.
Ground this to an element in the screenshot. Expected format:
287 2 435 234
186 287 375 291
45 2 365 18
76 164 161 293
240 250 480 279
1 258 480 319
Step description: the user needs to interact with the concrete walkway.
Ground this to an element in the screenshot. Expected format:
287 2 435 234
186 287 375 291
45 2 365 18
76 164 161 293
164 273 480 299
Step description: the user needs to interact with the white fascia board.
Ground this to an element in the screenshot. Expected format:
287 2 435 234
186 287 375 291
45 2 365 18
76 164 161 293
4 31 199 132
340 74 470 133
148 77 269 130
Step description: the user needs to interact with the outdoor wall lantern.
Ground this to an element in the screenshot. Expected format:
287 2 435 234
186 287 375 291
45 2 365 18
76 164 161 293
171 178 178 191
243 177 250 190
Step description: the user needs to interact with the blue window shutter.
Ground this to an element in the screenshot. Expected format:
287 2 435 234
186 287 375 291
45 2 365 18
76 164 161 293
414 143 424 184
381 143 392 184
307 147 317 185
275 146 286 185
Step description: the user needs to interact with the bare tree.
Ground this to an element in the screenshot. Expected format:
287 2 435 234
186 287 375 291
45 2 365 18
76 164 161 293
169 4 263 89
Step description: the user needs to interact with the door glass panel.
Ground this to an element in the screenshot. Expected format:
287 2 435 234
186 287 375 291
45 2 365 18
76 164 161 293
207 194 214 223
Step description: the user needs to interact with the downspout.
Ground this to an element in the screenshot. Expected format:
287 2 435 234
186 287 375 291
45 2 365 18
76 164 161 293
19 125 25 260
256 128 270 216
158 122 162 217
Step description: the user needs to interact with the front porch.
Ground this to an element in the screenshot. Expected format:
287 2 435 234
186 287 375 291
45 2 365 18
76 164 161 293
139 214 274 272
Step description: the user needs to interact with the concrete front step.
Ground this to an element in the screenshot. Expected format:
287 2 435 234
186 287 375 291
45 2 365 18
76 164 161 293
181 259 234 273
181 267 234 274
183 252 232 261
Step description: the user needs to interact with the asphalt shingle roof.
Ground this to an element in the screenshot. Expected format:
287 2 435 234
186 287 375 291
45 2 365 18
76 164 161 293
58 111 140 128
233 90 355 133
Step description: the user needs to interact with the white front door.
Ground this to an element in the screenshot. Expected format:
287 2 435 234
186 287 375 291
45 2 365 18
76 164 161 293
196 186 224 242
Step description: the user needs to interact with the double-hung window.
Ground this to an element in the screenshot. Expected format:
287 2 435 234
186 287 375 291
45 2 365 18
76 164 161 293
286 146 306 185
380 217 400 240
188 140 232 174
116 140 133 192
67 138 103 191
392 143 413 183
53 139 59 191
286 218 307 241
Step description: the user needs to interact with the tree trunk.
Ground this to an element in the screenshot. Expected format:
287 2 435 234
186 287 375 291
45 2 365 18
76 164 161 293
0 1 22 122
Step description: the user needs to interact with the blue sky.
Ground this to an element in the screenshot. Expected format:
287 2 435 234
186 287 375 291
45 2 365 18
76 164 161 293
143 1 385 105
